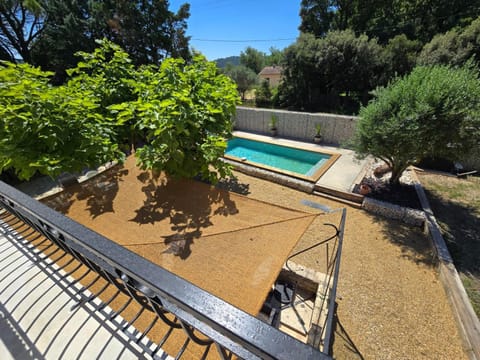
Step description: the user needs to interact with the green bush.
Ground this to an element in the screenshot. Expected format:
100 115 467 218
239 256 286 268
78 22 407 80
353 64 480 185
0 61 121 180
255 80 273 108
0 40 240 183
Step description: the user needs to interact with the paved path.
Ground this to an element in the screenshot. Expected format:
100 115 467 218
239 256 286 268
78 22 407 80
0 221 171 360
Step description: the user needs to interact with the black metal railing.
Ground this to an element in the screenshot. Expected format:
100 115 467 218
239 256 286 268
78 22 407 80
284 206 346 353
0 180 336 359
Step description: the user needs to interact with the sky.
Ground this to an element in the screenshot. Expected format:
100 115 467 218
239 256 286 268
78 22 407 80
169 0 302 60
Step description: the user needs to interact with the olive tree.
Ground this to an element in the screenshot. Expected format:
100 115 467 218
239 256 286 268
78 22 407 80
223 65 258 101
353 64 480 185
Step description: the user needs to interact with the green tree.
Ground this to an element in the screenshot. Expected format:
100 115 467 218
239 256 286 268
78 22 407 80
277 33 327 111
0 0 45 62
255 80 273 108
112 56 240 183
224 65 258 100
317 30 384 96
0 61 122 180
90 0 191 65
31 0 191 80
0 40 239 183
278 31 384 111
265 47 284 66
383 34 421 79
69 40 240 183
240 46 266 74
418 17 480 66
31 0 95 83
299 0 337 36
353 64 480 185
300 0 480 44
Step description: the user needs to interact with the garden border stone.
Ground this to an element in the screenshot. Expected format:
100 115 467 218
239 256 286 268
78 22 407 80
414 182 480 360
361 196 425 227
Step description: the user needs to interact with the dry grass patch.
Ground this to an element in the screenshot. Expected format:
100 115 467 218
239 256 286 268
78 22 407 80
418 172 480 316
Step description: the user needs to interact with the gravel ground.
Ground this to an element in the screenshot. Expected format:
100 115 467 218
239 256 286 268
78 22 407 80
228 170 466 360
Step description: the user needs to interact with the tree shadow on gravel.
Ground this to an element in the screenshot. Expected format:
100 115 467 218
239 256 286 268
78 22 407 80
422 188 480 278
216 176 250 195
130 171 239 259
42 166 129 218
369 213 437 267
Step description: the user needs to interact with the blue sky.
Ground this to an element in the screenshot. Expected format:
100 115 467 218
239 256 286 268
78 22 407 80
169 0 302 60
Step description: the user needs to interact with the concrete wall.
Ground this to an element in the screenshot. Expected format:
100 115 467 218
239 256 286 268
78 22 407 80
234 106 358 147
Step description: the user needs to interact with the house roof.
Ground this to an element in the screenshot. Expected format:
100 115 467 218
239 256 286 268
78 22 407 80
258 66 283 76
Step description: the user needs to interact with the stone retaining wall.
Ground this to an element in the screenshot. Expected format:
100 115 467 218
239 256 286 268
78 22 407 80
362 197 425 227
222 159 314 193
234 107 358 146
414 183 480 360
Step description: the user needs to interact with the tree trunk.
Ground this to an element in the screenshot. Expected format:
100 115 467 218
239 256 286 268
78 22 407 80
389 164 407 186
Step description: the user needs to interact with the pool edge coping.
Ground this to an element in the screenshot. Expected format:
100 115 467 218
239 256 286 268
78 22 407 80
226 133 341 183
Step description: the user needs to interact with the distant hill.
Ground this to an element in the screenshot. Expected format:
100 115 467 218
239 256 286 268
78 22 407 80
215 56 240 68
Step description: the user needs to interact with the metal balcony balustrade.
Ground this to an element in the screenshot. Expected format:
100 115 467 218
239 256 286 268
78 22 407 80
0 180 339 359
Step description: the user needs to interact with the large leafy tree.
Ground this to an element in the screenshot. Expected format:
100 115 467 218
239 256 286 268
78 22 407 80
0 41 240 182
90 0 190 65
240 46 266 74
224 65 258 100
353 64 480 185
276 33 320 111
3 0 191 81
383 34 421 80
131 57 240 183
0 61 122 180
31 0 94 83
418 17 480 66
300 0 480 44
278 31 384 112
265 47 285 66
0 0 45 62
299 0 337 36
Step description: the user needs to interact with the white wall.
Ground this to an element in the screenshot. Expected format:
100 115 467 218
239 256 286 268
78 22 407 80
234 107 358 147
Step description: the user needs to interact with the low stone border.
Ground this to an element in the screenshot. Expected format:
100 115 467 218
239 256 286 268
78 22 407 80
362 197 425 227
223 159 315 193
23 161 119 201
415 182 480 360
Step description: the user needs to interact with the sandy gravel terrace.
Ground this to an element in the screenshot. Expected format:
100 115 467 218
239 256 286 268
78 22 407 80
32 158 467 359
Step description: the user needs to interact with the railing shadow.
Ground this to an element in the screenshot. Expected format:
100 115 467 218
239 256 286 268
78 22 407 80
330 305 365 360
0 300 46 359
0 218 168 360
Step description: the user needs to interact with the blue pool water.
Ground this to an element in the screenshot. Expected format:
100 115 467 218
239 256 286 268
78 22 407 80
226 138 330 176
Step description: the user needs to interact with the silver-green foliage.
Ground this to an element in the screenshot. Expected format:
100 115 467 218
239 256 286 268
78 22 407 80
354 64 480 185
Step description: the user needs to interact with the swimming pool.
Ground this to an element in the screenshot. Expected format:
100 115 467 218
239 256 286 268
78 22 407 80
225 137 339 182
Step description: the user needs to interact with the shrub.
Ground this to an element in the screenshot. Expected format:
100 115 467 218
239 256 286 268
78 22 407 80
0 61 121 180
0 40 240 183
353 64 480 185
